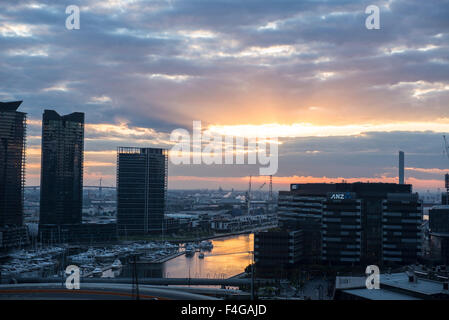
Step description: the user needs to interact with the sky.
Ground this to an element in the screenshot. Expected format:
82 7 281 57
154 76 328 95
1 0 449 191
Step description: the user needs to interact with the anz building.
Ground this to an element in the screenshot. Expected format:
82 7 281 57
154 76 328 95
322 183 422 266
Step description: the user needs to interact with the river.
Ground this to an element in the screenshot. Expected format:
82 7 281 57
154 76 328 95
120 233 254 279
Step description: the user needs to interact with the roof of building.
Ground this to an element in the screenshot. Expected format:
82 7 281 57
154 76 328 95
381 273 448 296
0 101 23 112
342 288 420 300
43 109 84 122
431 205 449 211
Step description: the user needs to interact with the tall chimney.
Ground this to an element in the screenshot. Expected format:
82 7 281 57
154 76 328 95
399 151 405 184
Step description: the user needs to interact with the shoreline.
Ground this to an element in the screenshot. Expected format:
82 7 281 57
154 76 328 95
167 224 277 243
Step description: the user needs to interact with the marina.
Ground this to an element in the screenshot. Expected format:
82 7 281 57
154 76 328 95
0 234 252 281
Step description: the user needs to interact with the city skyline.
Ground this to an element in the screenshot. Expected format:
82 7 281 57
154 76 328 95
1 0 449 190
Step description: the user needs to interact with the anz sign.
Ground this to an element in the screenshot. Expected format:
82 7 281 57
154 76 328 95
328 192 353 200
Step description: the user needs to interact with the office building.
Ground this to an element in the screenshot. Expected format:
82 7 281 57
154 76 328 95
39 110 84 227
382 193 422 264
117 147 167 235
278 183 338 264
322 183 422 266
254 229 303 275
429 206 449 264
322 191 362 265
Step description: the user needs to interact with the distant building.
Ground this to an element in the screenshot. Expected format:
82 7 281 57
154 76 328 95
117 147 167 235
0 101 26 227
444 174 449 205
39 110 84 227
0 101 29 251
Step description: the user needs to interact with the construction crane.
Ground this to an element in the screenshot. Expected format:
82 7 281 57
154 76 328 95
247 175 274 215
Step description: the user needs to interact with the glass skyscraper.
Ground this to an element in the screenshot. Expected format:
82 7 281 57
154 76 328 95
0 101 26 227
39 110 84 227
117 147 167 235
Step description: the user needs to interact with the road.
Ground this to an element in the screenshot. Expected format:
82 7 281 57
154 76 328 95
0 283 220 300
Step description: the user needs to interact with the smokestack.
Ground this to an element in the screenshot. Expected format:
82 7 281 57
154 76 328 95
399 151 404 184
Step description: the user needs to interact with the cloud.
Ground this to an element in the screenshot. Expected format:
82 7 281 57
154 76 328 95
2 0 449 189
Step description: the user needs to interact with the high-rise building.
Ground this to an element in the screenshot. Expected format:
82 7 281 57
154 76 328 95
0 101 26 227
117 147 167 235
39 110 84 227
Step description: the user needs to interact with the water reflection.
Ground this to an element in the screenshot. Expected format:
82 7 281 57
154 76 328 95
119 234 254 279
163 233 254 279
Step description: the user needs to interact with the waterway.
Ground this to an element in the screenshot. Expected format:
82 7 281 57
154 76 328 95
120 233 254 279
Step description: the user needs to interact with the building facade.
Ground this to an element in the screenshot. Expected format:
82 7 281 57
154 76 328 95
0 101 26 227
254 229 303 274
429 206 449 265
278 183 338 264
268 182 422 267
117 147 167 235
39 110 84 227
382 193 422 265
321 183 422 266
322 192 362 265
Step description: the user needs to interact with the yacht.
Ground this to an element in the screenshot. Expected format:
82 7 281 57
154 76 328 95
185 245 194 257
200 240 213 250
111 259 122 269
92 267 103 276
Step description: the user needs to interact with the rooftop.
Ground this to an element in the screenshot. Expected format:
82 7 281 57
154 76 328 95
342 288 420 300
381 272 449 296
0 101 23 112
